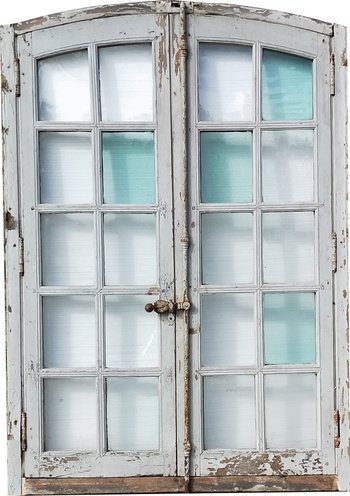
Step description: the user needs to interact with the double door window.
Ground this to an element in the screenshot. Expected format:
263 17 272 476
3 3 347 493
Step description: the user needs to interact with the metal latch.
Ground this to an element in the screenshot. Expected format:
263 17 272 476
334 410 341 448
145 296 191 314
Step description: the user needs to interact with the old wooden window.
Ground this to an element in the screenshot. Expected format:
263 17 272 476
1 2 348 494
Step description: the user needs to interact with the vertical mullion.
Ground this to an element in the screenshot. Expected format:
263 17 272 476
255 41 265 453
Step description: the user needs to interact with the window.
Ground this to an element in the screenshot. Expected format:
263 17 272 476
1 2 348 494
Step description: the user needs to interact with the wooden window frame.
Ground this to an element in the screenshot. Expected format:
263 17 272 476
1 2 348 494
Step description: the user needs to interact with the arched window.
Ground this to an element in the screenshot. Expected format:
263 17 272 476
2 2 348 494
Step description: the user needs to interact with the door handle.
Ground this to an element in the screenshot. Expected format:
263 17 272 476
145 299 174 314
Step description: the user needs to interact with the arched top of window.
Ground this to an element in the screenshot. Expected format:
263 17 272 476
12 1 333 35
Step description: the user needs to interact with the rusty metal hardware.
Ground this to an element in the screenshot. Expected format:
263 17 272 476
334 410 341 448
145 296 191 314
145 299 174 314
21 412 27 452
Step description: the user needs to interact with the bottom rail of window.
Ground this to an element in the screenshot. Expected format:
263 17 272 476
23 475 339 494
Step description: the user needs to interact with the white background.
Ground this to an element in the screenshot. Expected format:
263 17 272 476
0 1 348 495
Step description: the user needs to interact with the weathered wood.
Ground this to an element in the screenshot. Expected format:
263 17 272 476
12 1 333 36
23 475 339 494
1 24 23 496
191 475 339 492
331 23 349 493
23 476 186 494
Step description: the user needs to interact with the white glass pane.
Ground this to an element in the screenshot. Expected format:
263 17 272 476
104 214 157 286
38 51 91 121
199 43 253 122
39 132 93 204
265 374 317 449
262 130 314 203
100 44 153 122
204 375 256 449
201 293 256 367
201 132 253 203
103 132 155 204
105 295 159 368
107 377 159 451
263 293 316 365
202 213 254 284
262 49 313 121
43 296 96 368
44 378 96 451
263 212 315 283
41 214 95 286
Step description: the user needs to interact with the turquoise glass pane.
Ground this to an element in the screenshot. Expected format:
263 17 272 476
264 293 316 365
201 132 252 203
262 49 313 121
103 132 155 204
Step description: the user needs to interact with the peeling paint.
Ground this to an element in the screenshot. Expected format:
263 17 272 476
343 289 348 299
4 210 17 231
1 73 10 93
156 15 167 89
341 49 348 67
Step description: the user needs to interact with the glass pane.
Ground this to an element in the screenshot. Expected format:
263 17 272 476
102 132 155 204
262 130 314 203
263 212 315 283
43 295 96 368
202 213 254 284
39 132 93 204
264 293 316 365
262 49 313 121
44 378 96 451
107 377 159 451
265 374 317 448
99 44 153 122
201 293 256 367
203 375 256 449
38 50 91 121
41 213 95 286
201 132 253 203
199 43 253 122
105 295 159 368
104 214 157 286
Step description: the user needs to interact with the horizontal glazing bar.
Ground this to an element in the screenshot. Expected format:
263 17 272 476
36 205 159 212
38 286 161 294
196 205 319 211
196 121 317 130
39 370 162 376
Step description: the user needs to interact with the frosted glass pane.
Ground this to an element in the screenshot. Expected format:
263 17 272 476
204 375 256 449
38 51 91 121
39 132 93 204
104 214 156 285
262 50 313 121
201 293 256 367
199 44 253 122
105 295 159 368
264 293 316 365
263 212 315 283
103 132 155 204
44 378 96 451
100 44 153 122
202 213 254 284
201 132 253 203
43 296 96 368
41 214 95 286
262 130 314 203
107 377 159 450
265 374 317 448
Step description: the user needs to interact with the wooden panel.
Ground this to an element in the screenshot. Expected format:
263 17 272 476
23 475 338 494
23 477 185 494
191 475 339 492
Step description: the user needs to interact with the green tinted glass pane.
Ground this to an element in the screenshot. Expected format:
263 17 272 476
264 293 316 365
262 50 313 121
103 132 155 204
201 132 252 203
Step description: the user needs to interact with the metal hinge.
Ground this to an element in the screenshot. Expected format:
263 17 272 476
330 53 335 96
15 58 20 97
21 412 27 452
334 410 341 448
19 236 24 276
331 232 337 273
